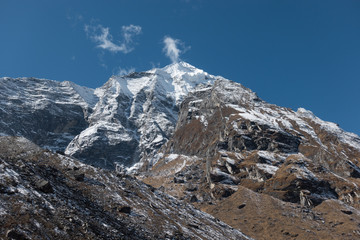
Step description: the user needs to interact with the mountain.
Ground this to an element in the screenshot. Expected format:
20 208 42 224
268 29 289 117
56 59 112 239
1 62 360 239
0 62 216 170
142 76 360 239
65 62 216 169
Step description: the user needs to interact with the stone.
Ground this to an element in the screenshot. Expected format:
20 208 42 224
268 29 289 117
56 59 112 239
6 229 29 240
35 179 53 193
341 210 353 215
74 173 85 182
238 204 246 209
190 195 198 203
118 206 131 214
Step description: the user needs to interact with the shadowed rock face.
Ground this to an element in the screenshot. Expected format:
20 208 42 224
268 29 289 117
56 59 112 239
0 105 90 150
0 77 95 152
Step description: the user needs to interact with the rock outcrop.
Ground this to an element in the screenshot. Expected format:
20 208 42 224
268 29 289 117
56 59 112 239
142 77 360 239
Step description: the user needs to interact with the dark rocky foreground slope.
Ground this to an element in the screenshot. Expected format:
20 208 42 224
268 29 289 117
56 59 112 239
0 136 249 240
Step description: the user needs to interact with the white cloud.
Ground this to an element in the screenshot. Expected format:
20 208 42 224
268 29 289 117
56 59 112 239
163 36 190 63
113 66 135 76
85 24 142 54
122 25 142 43
97 52 107 69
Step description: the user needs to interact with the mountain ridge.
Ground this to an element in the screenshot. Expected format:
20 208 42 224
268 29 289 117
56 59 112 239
1 62 359 170
140 72 360 239
2 62 360 239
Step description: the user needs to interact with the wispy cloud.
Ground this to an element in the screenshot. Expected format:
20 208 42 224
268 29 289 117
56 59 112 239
85 24 142 54
113 66 135 76
97 52 108 69
150 62 161 69
163 36 190 63
66 13 84 27
122 25 142 44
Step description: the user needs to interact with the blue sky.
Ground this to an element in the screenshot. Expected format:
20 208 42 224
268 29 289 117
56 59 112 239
1 0 360 135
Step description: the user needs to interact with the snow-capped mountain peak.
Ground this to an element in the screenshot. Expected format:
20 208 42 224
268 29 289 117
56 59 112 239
161 61 208 78
64 62 217 169
2 63 360 240
2 62 359 174
147 61 216 104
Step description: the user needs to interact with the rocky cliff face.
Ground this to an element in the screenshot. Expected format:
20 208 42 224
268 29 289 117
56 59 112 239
142 77 360 239
0 77 97 152
0 63 217 169
65 62 216 169
2 63 360 239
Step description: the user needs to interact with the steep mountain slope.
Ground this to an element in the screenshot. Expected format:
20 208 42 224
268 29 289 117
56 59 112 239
142 77 360 239
0 77 97 152
0 63 216 170
0 136 249 240
65 62 216 169
2 62 360 239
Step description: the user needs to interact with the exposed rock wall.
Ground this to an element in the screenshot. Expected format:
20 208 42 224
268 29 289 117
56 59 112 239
143 77 360 239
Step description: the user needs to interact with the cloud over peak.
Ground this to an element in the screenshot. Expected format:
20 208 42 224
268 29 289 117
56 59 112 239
163 36 190 63
113 66 135 76
163 37 180 63
85 24 142 54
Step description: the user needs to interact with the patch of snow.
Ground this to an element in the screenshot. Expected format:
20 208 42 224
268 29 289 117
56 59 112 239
5 168 19 178
297 107 360 151
17 185 30 195
257 151 276 162
297 108 316 119
126 161 143 173
257 151 287 163
195 115 208 127
62 81 98 108
0 206 7 216
224 157 235 165
148 61 216 104
212 167 237 181
256 163 279 175
152 134 164 144
165 154 179 163
195 87 212 92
